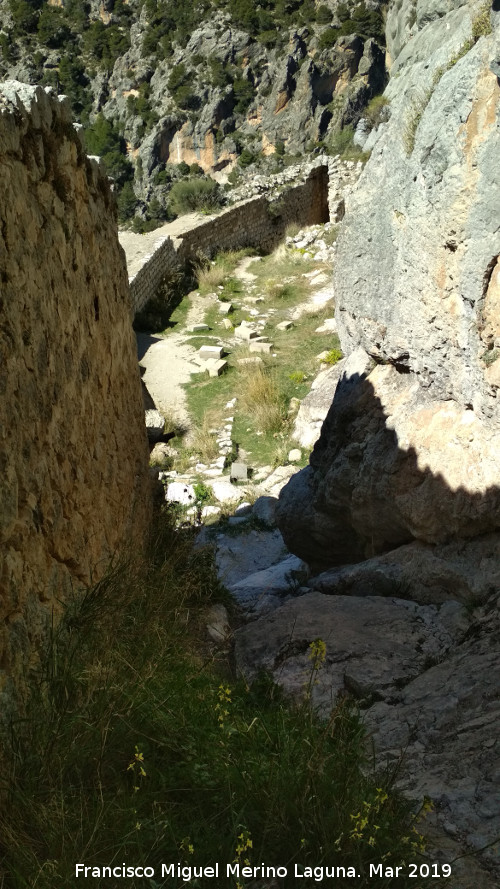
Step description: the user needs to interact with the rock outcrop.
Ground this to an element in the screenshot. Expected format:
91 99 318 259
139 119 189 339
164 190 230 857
277 0 500 569
0 83 151 719
270 5 500 883
235 588 500 888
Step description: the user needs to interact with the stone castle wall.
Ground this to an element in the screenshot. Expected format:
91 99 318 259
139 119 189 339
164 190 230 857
129 165 329 314
0 83 151 718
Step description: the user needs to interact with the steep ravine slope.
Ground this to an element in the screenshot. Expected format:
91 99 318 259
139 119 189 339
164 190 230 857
0 0 387 219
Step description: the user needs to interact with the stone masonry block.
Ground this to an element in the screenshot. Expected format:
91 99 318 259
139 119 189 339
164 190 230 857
199 345 224 361
249 341 273 354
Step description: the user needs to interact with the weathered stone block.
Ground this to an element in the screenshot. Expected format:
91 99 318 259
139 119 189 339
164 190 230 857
230 462 249 481
207 358 228 377
234 325 258 341
249 341 273 354
199 345 224 361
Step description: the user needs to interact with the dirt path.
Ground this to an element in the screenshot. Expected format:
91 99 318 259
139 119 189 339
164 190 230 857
136 287 222 430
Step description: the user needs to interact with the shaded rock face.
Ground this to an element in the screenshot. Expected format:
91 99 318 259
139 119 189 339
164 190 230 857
0 83 151 717
277 3 500 569
277 362 500 568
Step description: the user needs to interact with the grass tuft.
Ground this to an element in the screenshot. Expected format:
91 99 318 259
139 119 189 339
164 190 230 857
239 366 288 433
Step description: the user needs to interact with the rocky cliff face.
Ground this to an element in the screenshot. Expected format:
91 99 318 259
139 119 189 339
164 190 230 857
0 82 151 719
0 0 386 220
277 0 500 569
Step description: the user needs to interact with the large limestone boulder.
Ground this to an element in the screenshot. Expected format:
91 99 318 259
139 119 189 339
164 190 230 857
277 361 500 568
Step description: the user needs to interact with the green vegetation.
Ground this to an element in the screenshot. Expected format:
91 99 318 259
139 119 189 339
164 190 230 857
196 250 253 294
233 76 256 113
126 82 160 134
169 178 223 215
482 348 499 367
329 124 370 162
0 505 439 889
472 1 492 40
182 246 342 466
240 365 288 433
364 94 390 131
402 89 433 156
168 62 199 110
324 347 344 365
83 19 130 71
318 1 385 48
85 112 134 187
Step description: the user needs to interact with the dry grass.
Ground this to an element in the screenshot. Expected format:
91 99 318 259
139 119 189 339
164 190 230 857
196 249 252 294
239 366 287 433
189 411 222 463
197 261 229 293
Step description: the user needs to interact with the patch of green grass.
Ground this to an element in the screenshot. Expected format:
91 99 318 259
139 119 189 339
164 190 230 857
472 1 492 40
0 508 440 889
364 94 390 131
324 347 343 365
161 291 191 333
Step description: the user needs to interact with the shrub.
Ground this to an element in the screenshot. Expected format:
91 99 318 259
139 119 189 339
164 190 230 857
37 6 71 48
9 0 42 36
472 1 492 40
116 180 137 222
58 53 91 117
256 28 278 47
316 3 332 24
233 76 255 113
0 503 438 889
238 147 257 167
289 370 307 383
168 178 222 215
190 414 220 463
329 125 370 161
209 58 230 87
364 94 389 131
83 20 130 71
318 27 340 49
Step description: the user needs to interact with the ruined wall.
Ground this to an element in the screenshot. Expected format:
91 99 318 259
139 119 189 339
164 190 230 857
129 165 329 314
0 82 151 716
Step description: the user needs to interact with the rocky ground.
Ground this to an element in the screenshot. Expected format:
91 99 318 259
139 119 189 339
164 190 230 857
128 217 500 886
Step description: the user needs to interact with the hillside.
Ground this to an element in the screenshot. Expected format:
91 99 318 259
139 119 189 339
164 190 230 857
0 0 386 226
